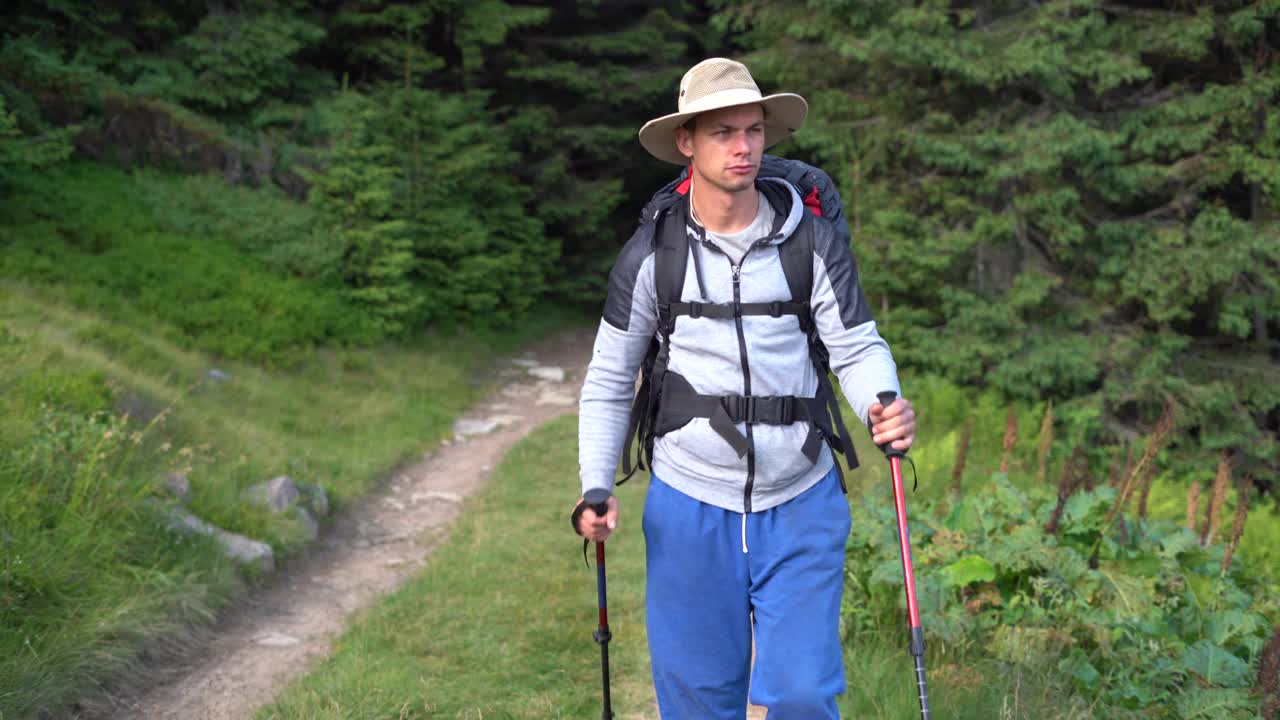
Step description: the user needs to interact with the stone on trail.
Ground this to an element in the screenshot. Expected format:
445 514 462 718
294 506 319 541
241 475 300 513
452 414 522 436
411 490 463 505
157 504 275 573
297 481 330 517
501 384 536 399
206 368 231 383
528 365 566 383
509 357 539 368
252 631 300 648
535 388 576 406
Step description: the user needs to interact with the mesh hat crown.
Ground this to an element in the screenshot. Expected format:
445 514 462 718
639 58 808 165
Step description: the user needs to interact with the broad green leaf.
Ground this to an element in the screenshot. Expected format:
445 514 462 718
940 555 996 587
1058 649 1100 690
1174 687 1257 719
1205 609 1259 646
1181 640 1251 688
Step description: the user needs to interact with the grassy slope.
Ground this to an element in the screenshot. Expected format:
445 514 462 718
0 162 581 718
260 416 1090 720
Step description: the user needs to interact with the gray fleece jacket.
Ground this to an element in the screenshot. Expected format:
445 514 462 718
579 176 900 513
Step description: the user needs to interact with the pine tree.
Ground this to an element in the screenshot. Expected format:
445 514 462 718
720 0 1280 478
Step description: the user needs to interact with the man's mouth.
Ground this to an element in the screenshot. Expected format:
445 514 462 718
727 164 755 174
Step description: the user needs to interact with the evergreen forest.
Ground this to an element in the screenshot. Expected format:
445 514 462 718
1 1 1278 718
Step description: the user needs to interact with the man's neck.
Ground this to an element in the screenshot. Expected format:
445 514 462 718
689 174 759 235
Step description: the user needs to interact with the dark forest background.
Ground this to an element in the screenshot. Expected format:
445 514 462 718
2 2 1279 718
5 0 1275 489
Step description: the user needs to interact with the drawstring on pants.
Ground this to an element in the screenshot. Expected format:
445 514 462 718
741 512 749 554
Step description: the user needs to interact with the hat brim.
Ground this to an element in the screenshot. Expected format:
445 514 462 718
638 92 808 165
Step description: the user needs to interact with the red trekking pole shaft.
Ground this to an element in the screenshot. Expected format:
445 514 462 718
877 391 931 720
594 541 613 720
584 490 614 720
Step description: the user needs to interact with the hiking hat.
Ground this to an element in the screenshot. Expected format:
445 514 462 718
639 57 808 165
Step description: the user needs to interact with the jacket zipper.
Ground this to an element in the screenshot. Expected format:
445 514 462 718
730 260 755 515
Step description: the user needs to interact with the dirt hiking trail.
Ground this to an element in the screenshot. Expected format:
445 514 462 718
105 328 596 720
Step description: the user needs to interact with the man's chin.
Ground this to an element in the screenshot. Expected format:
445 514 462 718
722 174 757 193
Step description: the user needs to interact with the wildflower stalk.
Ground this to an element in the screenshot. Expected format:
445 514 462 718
1035 401 1054 485
1045 445 1083 535
1093 400 1174 559
1200 451 1232 547
1136 460 1157 520
1186 481 1202 531
1220 478 1251 575
999 404 1017 474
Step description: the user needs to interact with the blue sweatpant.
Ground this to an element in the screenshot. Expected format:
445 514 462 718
642 468 850 719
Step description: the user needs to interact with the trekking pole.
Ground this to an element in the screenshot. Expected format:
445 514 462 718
876 390 931 720
582 488 615 720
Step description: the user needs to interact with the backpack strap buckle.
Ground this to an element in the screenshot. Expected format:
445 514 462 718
688 302 702 319
779 396 795 424
769 301 783 318
657 303 675 335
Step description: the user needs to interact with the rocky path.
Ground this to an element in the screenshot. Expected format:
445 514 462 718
108 328 595 720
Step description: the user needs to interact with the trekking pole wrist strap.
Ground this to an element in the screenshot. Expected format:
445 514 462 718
571 489 612 536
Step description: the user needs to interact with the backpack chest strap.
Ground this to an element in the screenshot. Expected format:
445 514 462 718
662 300 810 324
657 375 825 464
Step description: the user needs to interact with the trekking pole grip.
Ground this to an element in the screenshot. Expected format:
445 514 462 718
583 488 611 518
875 390 906 459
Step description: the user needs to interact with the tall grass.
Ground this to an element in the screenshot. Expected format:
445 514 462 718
0 160 586 717
0 287 578 718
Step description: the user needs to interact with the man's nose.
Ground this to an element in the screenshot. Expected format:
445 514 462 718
733 131 751 155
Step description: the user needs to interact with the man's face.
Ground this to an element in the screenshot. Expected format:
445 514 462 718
675 104 765 195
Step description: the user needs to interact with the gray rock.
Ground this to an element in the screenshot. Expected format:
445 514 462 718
156 504 274 573
163 472 192 504
207 368 231 383
535 388 576 406
218 531 276 573
453 415 521 436
410 490 463 505
509 357 539 368
253 630 300 647
501 384 536 399
241 476 300 513
296 482 329 517
293 506 319 541
528 366 566 383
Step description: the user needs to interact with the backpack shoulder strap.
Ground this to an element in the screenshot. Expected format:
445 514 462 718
653 202 690 329
620 204 687 484
778 215 815 323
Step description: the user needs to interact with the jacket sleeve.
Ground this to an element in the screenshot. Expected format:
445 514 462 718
578 229 659 495
808 220 901 424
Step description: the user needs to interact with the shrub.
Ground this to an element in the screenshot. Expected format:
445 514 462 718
0 163 379 364
844 472 1275 717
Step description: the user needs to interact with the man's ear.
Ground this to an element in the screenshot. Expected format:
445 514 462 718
674 126 694 160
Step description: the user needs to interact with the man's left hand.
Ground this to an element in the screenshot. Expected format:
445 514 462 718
868 397 916 452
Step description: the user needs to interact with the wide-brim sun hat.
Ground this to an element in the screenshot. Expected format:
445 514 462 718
639 57 808 165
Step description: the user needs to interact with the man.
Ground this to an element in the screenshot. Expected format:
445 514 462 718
573 58 916 718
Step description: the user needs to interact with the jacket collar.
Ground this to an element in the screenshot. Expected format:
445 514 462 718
680 176 804 253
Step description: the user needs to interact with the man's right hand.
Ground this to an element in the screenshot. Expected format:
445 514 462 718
575 495 620 543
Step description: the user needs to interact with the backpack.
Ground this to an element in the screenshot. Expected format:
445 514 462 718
619 155 859 492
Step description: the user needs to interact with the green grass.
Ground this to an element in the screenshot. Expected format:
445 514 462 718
259 415 1090 720
0 162 368 365
0 156 588 718
0 285 578 719
257 415 656 720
